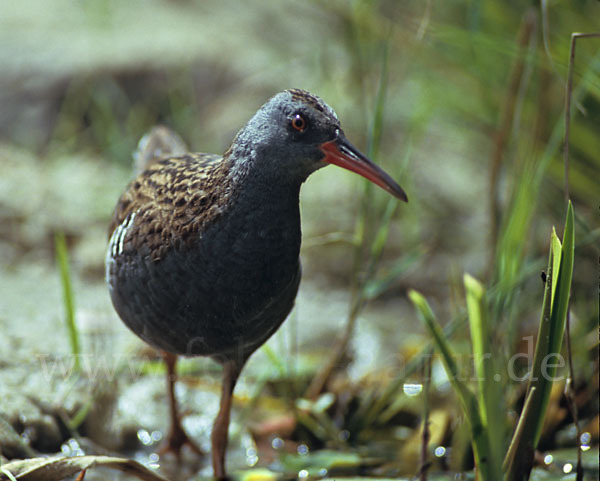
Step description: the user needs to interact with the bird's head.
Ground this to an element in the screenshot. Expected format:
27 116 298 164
231 88 407 202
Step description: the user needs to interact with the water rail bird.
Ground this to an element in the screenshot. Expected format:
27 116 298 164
106 89 407 478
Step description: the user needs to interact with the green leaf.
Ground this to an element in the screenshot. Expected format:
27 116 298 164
408 290 495 481
464 273 488 413
505 202 576 481
54 231 80 372
463 274 504 477
279 449 361 476
549 201 574 357
550 227 562 311
534 201 575 445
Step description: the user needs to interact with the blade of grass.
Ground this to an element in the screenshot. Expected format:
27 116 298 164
464 274 490 423
418 354 432 481
463 274 504 477
504 202 575 481
55 231 80 372
408 291 477 420
549 228 562 311
503 386 537 478
504 232 554 481
548 202 574 358
261 343 287 378
408 290 495 481
529 227 564 444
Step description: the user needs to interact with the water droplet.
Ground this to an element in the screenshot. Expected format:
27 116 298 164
64 438 85 456
298 469 309 478
297 444 309 456
563 463 573 474
137 429 152 446
271 437 284 450
246 447 259 466
403 383 423 396
434 446 446 457
151 430 163 442
543 454 553 465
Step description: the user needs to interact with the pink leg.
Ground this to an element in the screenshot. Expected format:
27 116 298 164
211 358 244 480
159 351 203 457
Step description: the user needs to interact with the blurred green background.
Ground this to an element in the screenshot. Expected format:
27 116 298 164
0 0 598 479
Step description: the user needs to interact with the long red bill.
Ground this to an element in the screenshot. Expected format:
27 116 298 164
320 132 408 202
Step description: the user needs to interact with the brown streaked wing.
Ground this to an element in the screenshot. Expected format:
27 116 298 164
108 153 233 260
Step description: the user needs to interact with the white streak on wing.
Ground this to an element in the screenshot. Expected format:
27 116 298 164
106 211 137 284
115 211 137 256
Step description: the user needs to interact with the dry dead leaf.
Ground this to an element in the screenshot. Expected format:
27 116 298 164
0 455 171 481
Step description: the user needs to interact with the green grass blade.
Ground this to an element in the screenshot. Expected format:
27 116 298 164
464 274 504 477
504 232 555 481
408 290 494 481
505 202 575 480
549 201 574 357
408 291 469 404
261 344 287 377
54 231 80 372
550 227 562 311
503 386 537 476
464 274 489 422
532 202 574 446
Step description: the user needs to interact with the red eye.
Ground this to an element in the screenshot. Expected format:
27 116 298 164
291 114 306 132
